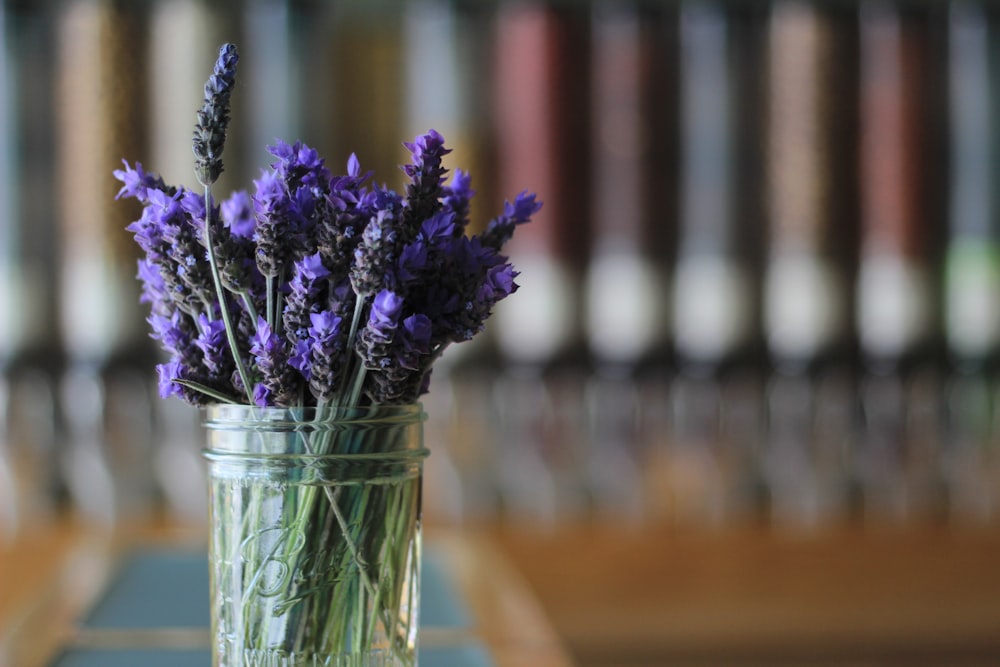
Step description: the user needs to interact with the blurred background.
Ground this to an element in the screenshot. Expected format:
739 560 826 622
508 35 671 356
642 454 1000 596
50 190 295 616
1 0 999 542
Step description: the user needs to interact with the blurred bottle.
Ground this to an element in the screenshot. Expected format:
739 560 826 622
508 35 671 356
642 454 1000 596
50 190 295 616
943 373 998 524
582 4 679 522
585 2 674 371
763 2 859 528
765 370 854 529
857 1 945 375
673 1 766 378
55 0 160 524
665 2 769 528
763 1 858 374
0 1 62 540
942 2 1000 524
855 2 948 524
944 3 1000 372
489 4 593 524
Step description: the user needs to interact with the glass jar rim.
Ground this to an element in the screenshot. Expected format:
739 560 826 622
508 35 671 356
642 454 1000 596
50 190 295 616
203 402 427 431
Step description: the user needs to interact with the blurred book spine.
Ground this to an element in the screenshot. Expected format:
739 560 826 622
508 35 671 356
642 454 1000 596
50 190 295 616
327 3 404 189
857 2 944 373
585 2 672 369
55 0 159 526
945 1 1000 371
491 3 591 369
0 2 59 368
673 2 765 375
764 2 857 373
55 0 150 367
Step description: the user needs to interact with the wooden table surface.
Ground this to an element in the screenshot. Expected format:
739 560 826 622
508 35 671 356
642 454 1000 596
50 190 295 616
489 521 1000 667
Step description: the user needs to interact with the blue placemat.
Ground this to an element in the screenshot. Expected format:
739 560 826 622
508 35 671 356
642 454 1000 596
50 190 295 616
83 551 211 630
82 546 471 630
54 546 490 667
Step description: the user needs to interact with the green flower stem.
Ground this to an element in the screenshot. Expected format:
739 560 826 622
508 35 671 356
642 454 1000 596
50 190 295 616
266 275 275 331
337 295 368 406
203 187 255 405
300 418 407 659
346 366 368 410
239 290 260 326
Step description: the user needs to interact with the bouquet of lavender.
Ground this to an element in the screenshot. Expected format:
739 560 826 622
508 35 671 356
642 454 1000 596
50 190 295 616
116 44 539 666
117 44 538 411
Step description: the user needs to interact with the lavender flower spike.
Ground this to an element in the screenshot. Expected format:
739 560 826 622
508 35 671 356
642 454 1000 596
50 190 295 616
193 43 239 186
481 191 542 250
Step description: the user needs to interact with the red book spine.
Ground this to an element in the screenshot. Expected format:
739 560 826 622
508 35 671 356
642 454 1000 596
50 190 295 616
857 4 938 366
491 4 590 366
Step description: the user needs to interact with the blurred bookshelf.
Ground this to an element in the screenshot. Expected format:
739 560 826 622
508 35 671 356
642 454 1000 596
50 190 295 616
0 0 999 543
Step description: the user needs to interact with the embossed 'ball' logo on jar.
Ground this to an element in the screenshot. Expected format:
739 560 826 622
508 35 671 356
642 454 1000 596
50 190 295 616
236 520 354 615
240 524 308 598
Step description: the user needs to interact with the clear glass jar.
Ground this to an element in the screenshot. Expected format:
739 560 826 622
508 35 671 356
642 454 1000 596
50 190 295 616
203 404 428 667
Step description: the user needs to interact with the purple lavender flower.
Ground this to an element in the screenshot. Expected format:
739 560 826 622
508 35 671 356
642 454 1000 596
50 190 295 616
305 310 345 403
441 169 474 235
156 361 187 401
397 224 522 349
193 44 239 186
269 140 332 194
317 159 375 284
297 250 330 282
288 339 311 380
250 317 301 407
252 382 271 408
355 290 430 403
127 187 215 314
148 311 215 404
114 161 175 203
123 95 541 408
252 169 300 278
221 190 256 239
449 240 519 342
148 310 188 356
194 313 234 385
480 263 519 302
213 190 261 295
481 191 542 250
350 189 405 297
136 259 170 316
366 290 403 342
401 129 450 233
126 189 179 260
260 140 335 263
283 252 331 345
398 314 432 370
